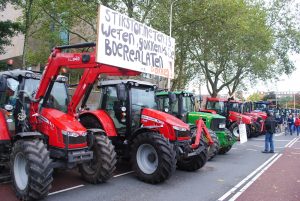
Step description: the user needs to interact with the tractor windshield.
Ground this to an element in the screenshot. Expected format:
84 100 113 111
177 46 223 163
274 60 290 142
131 87 157 110
206 101 226 114
228 102 241 113
254 103 268 111
24 78 69 112
182 96 193 113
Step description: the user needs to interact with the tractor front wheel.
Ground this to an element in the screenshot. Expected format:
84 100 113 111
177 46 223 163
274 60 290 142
177 136 208 171
131 132 176 184
229 122 251 139
11 139 53 201
206 129 220 160
79 135 117 184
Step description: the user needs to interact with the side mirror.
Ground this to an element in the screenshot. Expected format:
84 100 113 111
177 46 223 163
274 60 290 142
168 92 177 104
117 84 126 101
0 76 7 92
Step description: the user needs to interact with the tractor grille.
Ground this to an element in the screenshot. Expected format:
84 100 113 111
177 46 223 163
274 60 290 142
63 135 86 145
210 118 226 131
175 130 191 138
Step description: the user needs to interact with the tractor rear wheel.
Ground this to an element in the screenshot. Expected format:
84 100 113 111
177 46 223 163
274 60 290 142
11 139 53 201
177 138 208 171
79 135 117 184
131 132 176 184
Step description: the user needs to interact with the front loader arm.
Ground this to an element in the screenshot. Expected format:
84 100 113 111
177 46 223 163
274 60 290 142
29 42 140 128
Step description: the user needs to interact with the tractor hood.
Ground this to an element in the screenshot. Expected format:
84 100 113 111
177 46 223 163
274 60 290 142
142 108 190 130
250 111 267 120
229 111 253 124
196 112 225 119
200 109 217 114
188 111 225 121
40 108 87 134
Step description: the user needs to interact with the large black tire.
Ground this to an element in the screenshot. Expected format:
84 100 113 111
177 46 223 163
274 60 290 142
177 149 208 171
251 122 261 137
206 129 220 160
219 128 234 154
177 127 208 171
79 135 117 184
229 122 251 139
11 139 53 201
131 132 176 184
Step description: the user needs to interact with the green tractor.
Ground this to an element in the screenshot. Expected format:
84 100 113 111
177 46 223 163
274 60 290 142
156 91 236 155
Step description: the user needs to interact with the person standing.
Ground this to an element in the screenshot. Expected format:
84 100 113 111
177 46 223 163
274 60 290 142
262 111 276 153
287 114 294 135
275 112 283 132
294 114 300 136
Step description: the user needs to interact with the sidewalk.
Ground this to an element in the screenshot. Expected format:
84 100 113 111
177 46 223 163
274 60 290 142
236 138 300 201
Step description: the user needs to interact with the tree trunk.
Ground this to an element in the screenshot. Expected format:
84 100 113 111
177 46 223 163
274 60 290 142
22 0 33 69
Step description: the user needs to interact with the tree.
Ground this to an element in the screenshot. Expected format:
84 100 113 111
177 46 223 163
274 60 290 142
0 0 22 55
247 92 264 101
182 0 299 97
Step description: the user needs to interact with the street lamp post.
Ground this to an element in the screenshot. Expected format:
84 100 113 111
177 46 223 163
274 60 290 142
167 0 177 90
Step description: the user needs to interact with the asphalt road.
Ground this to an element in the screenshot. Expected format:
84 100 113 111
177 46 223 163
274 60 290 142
1 132 297 201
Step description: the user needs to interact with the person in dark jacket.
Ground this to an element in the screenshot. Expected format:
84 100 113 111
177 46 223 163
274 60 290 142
287 114 294 135
262 111 276 153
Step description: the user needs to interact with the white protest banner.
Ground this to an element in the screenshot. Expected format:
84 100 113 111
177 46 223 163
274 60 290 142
239 124 248 144
96 5 175 79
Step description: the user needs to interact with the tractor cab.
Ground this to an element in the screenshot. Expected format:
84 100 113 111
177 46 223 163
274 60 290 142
97 79 157 136
253 101 271 112
156 91 194 122
0 70 69 135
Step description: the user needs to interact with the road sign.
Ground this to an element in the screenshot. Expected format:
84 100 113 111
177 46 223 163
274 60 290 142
96 5 175 79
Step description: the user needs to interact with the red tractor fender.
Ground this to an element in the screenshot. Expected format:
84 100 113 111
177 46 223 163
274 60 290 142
0 110 11 141
80 110 118 137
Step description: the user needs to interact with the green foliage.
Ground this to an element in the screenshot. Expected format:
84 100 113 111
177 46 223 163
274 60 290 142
10 0 300 94
247 92 264 101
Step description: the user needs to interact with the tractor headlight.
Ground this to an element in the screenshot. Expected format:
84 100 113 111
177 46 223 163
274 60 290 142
173 126 190 138
173 126 187 131
219 123 226 129
62 130 83 137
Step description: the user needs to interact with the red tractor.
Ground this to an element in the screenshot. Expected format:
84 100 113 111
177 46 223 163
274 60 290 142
0 42 144 200
79 79 213 184
202 97 259 138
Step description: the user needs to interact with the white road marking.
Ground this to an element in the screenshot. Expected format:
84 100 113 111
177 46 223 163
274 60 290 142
49 171 134 196
113 171 134 178
287 137 299 148
217 153 278 201
285 137 297 148
246 149 257 151
49 185 85 196
251 139 291 142
251 144 285 149
228 154 282 201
